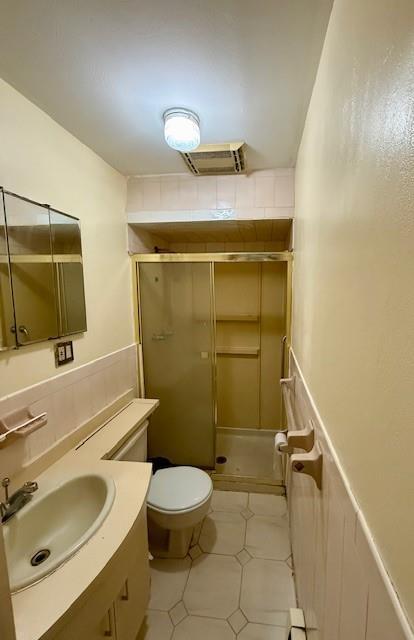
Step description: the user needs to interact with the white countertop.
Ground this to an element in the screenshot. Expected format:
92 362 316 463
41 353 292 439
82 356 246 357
11 398 159 640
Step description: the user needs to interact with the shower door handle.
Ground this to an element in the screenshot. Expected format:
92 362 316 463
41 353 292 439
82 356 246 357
19 325 29 337
10 325 29 338
152 330 174 341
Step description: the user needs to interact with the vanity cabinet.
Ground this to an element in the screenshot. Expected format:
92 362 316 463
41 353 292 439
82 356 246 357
50 509 150 640
114 550 150 640
58 606 116 640
77 549 149 640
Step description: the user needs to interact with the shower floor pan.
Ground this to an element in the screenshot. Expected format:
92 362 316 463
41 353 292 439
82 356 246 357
213 427 284 494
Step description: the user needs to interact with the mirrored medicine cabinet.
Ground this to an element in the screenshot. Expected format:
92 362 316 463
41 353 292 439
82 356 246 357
0 189 87 351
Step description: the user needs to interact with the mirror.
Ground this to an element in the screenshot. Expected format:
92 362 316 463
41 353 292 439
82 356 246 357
4 192 59 346
0 195 15 350
50 209 87 336
0 190 87 349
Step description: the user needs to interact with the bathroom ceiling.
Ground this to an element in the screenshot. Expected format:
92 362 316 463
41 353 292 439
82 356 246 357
0 1 333 176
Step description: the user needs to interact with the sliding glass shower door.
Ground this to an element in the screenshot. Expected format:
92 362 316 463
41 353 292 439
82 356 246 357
139 262 215 468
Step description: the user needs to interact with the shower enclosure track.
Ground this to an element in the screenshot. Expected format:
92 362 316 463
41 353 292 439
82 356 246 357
131 251 292 263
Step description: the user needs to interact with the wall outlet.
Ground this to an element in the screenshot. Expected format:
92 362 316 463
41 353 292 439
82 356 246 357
55 340 74 367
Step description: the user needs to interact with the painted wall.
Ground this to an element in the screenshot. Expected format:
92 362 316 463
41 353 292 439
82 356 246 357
293 0 414 625
0 79 134 396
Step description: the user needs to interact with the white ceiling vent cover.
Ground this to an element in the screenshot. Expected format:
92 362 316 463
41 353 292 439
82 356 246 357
180 141 246 176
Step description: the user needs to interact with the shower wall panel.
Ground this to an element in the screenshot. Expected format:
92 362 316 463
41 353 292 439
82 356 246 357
215 261 286 430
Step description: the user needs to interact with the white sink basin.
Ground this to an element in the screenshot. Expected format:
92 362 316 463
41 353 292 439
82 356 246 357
3 474 115 592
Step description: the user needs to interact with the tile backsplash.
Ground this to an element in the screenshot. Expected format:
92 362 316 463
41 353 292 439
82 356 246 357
288 350 413 640
0 344 138 479
126 169 295 223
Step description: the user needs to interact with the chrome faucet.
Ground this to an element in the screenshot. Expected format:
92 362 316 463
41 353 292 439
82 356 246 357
0 477 38 523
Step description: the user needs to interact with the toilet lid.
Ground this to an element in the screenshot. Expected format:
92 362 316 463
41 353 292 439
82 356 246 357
147 466 212 512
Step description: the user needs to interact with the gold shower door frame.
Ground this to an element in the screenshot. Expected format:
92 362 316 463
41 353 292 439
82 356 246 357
131 252 293 468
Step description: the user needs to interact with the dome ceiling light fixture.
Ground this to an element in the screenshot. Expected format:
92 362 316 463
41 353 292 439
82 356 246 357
163 108 200 152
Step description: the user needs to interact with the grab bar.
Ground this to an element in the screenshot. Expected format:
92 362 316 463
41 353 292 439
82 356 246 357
281 378 315 450
280 378 322 488
280 377 296 430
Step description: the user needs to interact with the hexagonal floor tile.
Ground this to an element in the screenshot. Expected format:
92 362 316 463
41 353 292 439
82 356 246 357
172 616 235 639
149 557 191 611
199 511 246 555
245 515 291 560
240 558 296 626
248 493 287 517
184 554 242 619
211 490 248 512
138 611 173 640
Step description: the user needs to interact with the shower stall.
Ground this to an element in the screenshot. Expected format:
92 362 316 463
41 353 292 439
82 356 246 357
133 251 292 492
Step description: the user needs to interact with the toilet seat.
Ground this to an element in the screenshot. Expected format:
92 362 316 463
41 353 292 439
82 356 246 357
147 466 213 514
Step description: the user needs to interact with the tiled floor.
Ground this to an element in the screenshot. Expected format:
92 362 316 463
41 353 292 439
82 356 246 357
138 490 296 639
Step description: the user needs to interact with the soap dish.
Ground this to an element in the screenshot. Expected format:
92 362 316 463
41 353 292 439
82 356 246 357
0 408 48 446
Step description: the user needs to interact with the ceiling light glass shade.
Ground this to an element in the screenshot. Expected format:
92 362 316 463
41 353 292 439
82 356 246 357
163 108 200 152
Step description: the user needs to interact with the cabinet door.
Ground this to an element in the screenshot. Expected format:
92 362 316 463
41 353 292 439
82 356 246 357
114 549 150 640
53 604 116 640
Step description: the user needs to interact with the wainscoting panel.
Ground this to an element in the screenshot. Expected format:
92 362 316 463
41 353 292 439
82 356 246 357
0 344 138 479
287 350 412 640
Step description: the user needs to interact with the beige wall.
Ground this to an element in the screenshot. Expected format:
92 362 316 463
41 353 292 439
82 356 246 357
0 79 134 396
293 0 414 626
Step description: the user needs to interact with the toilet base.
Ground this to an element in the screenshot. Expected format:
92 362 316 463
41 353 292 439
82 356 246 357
147 494 211 559
148 519 194 558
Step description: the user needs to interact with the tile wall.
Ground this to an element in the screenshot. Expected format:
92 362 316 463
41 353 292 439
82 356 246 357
288 351 413 640
0 344 138 479
126 169 294 224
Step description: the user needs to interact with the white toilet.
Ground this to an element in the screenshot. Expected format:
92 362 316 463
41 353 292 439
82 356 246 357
111 421 213 558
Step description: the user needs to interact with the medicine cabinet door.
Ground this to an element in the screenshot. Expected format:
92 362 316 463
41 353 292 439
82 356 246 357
4 192 59 345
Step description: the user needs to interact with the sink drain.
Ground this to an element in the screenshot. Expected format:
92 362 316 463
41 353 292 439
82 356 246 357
30 549 51 566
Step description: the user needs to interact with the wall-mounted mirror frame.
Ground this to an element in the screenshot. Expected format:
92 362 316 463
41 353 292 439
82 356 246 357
0 188 87 350
0 192 15 351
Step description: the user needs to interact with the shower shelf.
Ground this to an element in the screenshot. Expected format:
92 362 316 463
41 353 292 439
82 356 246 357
216 346 260 356
216 314 259 322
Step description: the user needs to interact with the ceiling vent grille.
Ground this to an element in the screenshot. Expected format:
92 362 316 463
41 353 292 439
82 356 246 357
180 142 246 176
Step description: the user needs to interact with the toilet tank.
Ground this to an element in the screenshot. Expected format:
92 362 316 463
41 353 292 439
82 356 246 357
111 420 148 462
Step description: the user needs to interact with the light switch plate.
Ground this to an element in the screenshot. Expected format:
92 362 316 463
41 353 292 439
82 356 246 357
55 340 74 367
